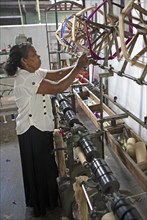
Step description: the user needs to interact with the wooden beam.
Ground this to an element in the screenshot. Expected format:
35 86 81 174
105 124 147 192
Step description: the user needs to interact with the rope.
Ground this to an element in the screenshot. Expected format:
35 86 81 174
17 0 25 35
18 0 24 25
36 0 41 24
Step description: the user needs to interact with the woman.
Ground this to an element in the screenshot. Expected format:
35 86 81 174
4 43 89 217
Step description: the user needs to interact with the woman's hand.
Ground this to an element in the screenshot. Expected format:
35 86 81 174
76 53 89 69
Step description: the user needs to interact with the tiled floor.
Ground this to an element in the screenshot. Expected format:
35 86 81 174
0 108 147 220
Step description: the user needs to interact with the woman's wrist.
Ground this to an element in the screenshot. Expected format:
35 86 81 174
74 64 81 72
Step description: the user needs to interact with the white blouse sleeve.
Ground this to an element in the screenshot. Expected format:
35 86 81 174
23 69 47 95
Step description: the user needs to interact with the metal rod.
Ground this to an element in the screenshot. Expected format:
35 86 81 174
76 75 147 129
54 0 61 68
139 64 147 83
99 77 103 131
45 10 51 69
104 94 147 129
81 183 93 211
96 64 147 85
99 75 105 158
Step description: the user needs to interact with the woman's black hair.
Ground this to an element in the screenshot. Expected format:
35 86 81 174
4 43 32 76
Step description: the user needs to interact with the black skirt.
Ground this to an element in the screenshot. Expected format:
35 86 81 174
18 126 59 217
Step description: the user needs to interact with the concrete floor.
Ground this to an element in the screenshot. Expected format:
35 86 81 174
0 107 147 220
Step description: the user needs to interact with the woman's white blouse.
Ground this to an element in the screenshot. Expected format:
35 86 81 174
14 68 54 135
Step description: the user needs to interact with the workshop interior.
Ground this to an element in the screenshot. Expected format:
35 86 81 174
0 0 147 220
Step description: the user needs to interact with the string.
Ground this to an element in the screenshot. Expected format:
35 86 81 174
17 0 24 34
60 14 88 49
61 15 75 48
18 0 24 26
36 0 41 24
87 0 108 21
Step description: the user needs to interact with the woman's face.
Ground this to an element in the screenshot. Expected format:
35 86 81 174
21 46 41 72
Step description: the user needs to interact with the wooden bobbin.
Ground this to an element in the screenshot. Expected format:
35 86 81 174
73 176 89 220
101 212 116 220
53 129 67 177
126 137 136 158
134 141 147 171
3 115 7 123
75 146 87 166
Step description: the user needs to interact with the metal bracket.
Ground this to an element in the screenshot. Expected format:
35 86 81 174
135 64 147 85
97 113 128 126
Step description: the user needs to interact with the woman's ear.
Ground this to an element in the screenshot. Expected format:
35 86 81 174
20 57 27 68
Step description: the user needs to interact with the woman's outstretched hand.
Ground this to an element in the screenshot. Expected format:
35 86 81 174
76 53 89 69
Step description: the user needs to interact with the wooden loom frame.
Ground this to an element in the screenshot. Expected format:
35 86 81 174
119 0 147 69
55 0 147 69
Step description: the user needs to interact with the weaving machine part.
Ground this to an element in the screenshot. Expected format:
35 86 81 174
119 0 147 68
55 0 146 68
52 92 144 220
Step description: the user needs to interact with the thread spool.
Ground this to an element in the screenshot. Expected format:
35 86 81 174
126 137 136 158
101 212 116 220
75 147 87 166
134 141 147 171
53 129 66 177
3 115 7 123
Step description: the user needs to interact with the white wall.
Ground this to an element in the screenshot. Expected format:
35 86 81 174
0 24 60 69
107 60 147 141
107 0 147 141
0 23 72 68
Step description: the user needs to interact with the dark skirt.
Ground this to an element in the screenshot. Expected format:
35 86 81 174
18 126 59 217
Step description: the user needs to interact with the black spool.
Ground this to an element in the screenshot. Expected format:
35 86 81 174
64 110 80 127
111 196 143 220
56 93 66 104
60 100 72 114
78 136 100 162
91 158 120 193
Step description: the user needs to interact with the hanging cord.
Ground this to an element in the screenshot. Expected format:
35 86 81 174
17 0 25 36
18 0 24 25
36 0 41 24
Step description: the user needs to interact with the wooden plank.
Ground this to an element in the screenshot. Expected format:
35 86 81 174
105 124 147 191
85 88 118 116
89 104 101 112
74 86 123 129
74 86 147 192
75 92 99 128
